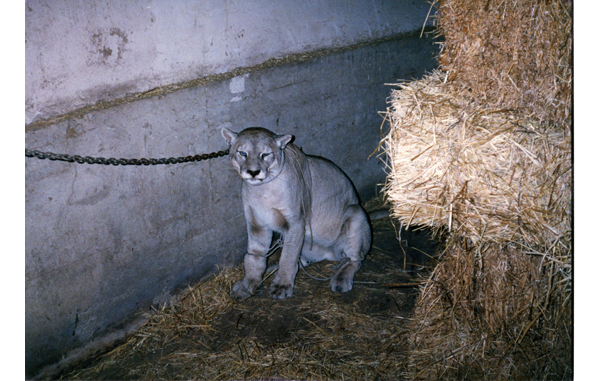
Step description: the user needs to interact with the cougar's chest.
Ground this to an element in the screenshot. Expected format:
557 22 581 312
242 178 296 232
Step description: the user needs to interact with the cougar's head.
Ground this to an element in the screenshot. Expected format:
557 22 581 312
221 127 293 185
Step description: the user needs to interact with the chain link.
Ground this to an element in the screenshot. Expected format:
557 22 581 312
25 148 230 166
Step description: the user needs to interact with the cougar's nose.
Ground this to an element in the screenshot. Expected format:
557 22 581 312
247 169 260 178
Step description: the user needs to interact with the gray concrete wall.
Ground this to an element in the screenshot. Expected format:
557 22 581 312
25 0 439 378
26 0 434 126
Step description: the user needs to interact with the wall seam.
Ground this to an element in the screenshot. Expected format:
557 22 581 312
26 28 436 133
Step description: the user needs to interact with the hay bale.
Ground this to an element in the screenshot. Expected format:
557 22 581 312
381 72 572 379
435 0 572 131
407 240 572 380
382 71 572 253
381 0 572 378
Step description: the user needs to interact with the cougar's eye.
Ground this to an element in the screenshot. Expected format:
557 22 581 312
238 151 247 158
261 152 271 160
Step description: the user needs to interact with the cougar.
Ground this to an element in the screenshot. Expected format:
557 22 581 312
222 127 371 300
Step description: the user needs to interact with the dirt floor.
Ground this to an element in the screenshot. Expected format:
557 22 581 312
60 202 441 380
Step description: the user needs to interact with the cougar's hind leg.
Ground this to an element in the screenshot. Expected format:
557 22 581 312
300 243 336 266
330 204 372 293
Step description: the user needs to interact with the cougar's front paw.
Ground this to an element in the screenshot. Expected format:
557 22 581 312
230 280 253 300
269 283 294 299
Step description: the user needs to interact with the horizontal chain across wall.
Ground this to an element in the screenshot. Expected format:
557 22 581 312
25 148 229 166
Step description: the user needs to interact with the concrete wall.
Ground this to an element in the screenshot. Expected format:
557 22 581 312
25 0 439 378
26 0 434 126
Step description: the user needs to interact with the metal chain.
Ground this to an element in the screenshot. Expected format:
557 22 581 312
25 148 229 166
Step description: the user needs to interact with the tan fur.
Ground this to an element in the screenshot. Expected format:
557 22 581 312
222 127 371 300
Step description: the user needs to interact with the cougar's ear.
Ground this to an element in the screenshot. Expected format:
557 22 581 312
221 128 238 146
275 134 294 149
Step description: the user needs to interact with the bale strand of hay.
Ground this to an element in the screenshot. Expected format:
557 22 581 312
406 239 572 380
381 70 573 380
381 0 572 378
382 70 572 256
382 70 572 379
435 0 572 131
